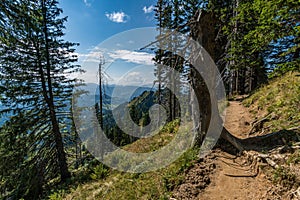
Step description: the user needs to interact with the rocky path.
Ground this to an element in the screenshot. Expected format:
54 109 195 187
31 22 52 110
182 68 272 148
172 100 280 200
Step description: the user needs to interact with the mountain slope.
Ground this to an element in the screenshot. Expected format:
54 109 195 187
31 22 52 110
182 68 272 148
243 72 300 133
50 72 299 200
175 72 300 199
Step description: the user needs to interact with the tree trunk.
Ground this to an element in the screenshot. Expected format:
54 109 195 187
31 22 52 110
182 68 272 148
190 64 244 151
41 0 71 181
190 10 244 151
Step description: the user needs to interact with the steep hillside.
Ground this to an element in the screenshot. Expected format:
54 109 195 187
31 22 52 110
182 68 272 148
50 120 204 200
243 72 300 134
49 72 300 200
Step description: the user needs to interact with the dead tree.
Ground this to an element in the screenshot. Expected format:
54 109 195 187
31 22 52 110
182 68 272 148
189 10 300 153
189 10 244 151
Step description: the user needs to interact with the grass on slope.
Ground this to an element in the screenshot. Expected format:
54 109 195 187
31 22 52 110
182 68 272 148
243 72 300 132
49 120 199 200
243 72 300 191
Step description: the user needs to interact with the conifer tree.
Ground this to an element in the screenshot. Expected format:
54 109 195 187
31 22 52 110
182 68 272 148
0 0 82 198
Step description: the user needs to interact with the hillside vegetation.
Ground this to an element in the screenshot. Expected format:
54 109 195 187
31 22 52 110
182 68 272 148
47 72 300 199
49 120 200 200
243 72 300 133
243 72 300 194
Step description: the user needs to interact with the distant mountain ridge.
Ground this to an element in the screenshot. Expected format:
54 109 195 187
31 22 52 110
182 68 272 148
0 84 155 125
80 83 155 109
84 83 154 98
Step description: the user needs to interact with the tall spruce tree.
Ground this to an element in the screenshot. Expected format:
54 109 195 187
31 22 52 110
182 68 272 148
0 0 82 198
243 0 300 76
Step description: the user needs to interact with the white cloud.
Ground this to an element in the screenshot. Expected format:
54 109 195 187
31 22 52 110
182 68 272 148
77 50 113 64
78 52 99 63
74 48 156 85
121 72 145 85
108 50 155 65
127 72 140 76
143 5 155 14
117 68 156 86
83 0 93 7
105 12 129 23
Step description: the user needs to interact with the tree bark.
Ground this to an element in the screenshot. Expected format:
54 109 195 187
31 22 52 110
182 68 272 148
41 0 71 181
190 10 245 151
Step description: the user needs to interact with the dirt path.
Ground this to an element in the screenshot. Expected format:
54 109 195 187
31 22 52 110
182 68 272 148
224 101 252 138
198 154 276 200
198 101 278 200
173 100 280 200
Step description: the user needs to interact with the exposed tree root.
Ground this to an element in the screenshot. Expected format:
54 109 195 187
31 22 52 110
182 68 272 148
216 129 300 178
224 172 258 178
248 114 271 136
289 187 300 199
222 153 260 177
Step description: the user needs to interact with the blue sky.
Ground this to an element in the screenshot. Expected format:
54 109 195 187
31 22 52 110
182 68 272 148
58 0 158 85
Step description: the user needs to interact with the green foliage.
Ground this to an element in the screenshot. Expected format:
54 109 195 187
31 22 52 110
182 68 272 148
287 150 300 165
0 0 82 198
48 190 65 200
49 119 199 199
60 148 199 200
90 164 110 180
102 91 157 148
1 0 298 198
273 166 297 189
72 167 93 183
161 119 180 134
230 0 300 75
162 153 195 191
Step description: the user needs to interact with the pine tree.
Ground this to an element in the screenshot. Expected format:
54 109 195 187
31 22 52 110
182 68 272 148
227 0 299 83
153 0 190 122
153 0 173 122
0 0 82 198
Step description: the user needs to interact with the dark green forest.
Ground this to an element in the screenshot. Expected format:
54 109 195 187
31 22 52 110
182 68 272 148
0 0 299 199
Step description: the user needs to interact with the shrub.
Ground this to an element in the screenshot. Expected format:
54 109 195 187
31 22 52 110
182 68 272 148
90 164 110 180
